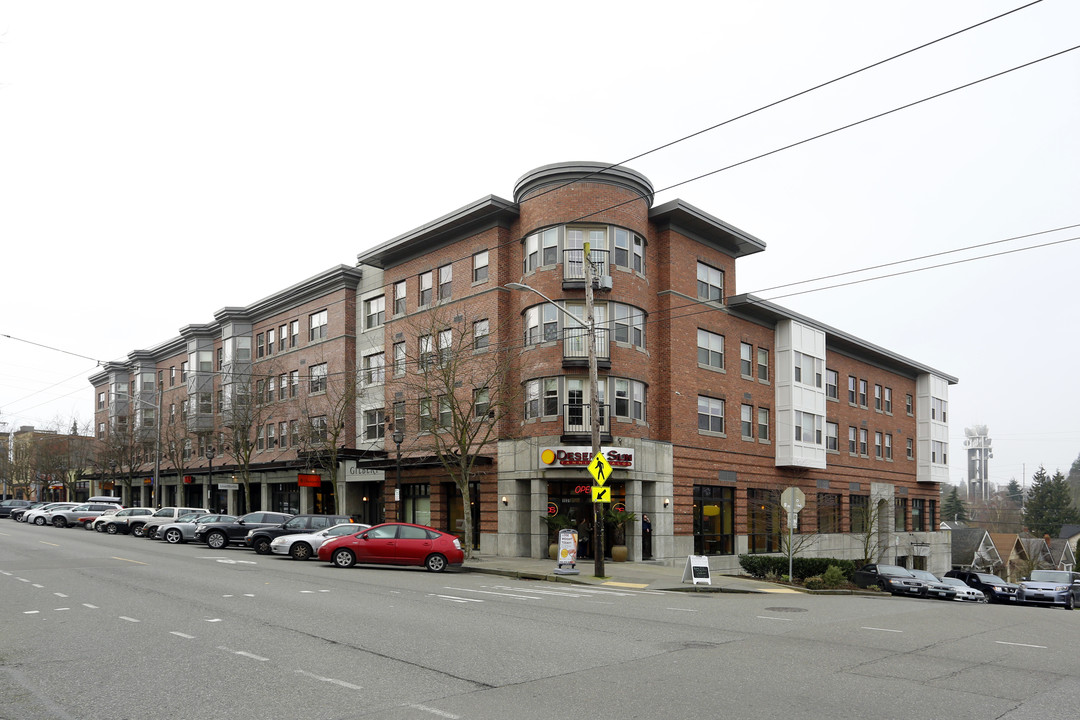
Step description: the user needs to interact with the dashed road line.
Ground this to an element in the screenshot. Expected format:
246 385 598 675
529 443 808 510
39 541 59 547
861 626 902 633
112 557 148 565
431 594 483 604
296 670 362 690
206 618 223 623
996 641 1046 649
32 584 44 588
170 632 195 639
409 705 460 719
665 607 697 612
443 587 540 600
55 607 70 612
82 603 98 609
54 593 68 598
23 610 39 614
119 616 140 623
235 651 269 661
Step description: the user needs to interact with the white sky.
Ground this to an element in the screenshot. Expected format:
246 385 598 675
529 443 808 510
2 1 1078 489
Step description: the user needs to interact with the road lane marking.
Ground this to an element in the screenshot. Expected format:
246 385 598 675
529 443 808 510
996 641 1046 649
119 616 140 623
23 610 39 614
443 587 540 600
17 578 29 582
82 604 98 609
39 541 59 547
665 607 697 612
296 670 362 690
409 705 460 719
32 584 44 588
206 618 223 623
861 626 903 633
301 590 315 594
54 593 68 598
757 616 794 621
235 651 269 661
431 594 483 603
55 608 70 611
112 557 148 565
170 632 195 639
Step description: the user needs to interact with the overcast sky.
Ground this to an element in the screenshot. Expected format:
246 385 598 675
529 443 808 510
2 1 1078 490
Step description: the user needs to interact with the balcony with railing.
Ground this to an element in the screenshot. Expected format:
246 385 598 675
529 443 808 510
563 248 609 287
562 326 610 370
561 402 611 442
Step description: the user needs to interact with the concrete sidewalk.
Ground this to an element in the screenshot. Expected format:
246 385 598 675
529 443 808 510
461 554 803 594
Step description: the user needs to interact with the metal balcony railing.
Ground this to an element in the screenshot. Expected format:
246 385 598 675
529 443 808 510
562 326 609 363
563 248 609 282
562 402 610 435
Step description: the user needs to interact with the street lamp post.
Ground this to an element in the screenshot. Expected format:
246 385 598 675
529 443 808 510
108 460 117 502
392 429 403 525
508 259 606 578
206 445 216 511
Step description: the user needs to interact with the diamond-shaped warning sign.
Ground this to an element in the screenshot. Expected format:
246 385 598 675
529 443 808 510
588 453 612 486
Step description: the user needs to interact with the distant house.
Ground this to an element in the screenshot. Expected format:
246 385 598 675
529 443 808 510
1018 536 1053 573
1045 536 1076 571
949 527 1001 572
1059 524 1080 551
988 534 1027 582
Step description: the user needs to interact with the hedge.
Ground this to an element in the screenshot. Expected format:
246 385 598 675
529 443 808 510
738 554 857 581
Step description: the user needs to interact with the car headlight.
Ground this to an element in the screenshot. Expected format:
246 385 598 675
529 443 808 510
245 530 256 539
1055 585 1069 592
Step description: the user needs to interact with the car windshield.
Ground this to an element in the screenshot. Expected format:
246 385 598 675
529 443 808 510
908 570 939 581
175 513 202 522
1029 570 1071 583
877 565 914 576
976 574 1008 584
940 577 966 587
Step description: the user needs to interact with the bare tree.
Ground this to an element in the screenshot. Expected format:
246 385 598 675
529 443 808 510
390 306 525 559
851 496 889 565
220 361 285 514
295 360 357 515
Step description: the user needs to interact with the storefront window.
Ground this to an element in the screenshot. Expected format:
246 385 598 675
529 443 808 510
402 483 430 526
693 485 734 555
747 488 781 553
270 483 299 514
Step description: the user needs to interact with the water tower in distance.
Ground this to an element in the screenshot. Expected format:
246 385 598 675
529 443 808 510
964 425 992 500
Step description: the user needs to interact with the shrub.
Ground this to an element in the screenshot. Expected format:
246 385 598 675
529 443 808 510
804 576 825 590
739 554 858 582
822 565 847 588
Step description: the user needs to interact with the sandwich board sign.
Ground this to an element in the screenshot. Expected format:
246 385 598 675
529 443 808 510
681 555 712 586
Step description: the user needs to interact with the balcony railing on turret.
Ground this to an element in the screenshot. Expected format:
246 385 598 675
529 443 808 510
562 402 610 436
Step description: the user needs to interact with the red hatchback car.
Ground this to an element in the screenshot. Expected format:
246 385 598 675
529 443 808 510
317 522 464 573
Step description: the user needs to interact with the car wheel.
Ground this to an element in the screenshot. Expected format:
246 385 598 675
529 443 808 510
146 527 158 540
164 529 183 544
34 516 47 526
331 549 356 568
53 518 67 528
207 531 228 550
105 523 119 534
290 543 313 561
131 524 146 538
253 538 271 555
84 522 95 531
1067 594 1075 611
425 553 448 573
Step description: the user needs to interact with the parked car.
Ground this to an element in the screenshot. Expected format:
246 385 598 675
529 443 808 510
0 499 32 518
10 501 49 522
907 569 959 601
129 507 209 538
270 522 370 560
46 503 126 529
852 564 928 596
938 576 987 602
944 570 1019 603
318 522 464 573
1017 569 1080 610
157 514 236 544
193 512 295 549
80 506 122 529
99 507 155 533
24 502 79 526
245 514 357 555
144 510 210 539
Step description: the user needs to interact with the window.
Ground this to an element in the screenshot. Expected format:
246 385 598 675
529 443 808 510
290 420 300 447
613 303 646 348
859 428 868 456
97 391 105 410
793 352 822 388
257 333 265 358
757 348 769 381
614 379 645 421
267 423 277 449
825 369 838 400
181 362 188 383
817 493 841 533
438 396 451 428
543 378 559 417
697 261 724 303
693 485 734 556
525 381 540 419
858 379 867 407
906 393 914 415
309 363 327 394
290 320 299 348
169 403 176 424
278 421 287 449
884 434 893 460
310 416 328 443
894 498 907 531
740 343 753 376
697 396 725 434
289 370 299 398
363 353 385 385
911 498 925 532
884 387 892 414
927 499 937 532
697 329 724 369
906 438 914 459
419 334 433 370
794 411 822 445
875 432 883 459
741 404 753 439
613 227 630 267
473 251 488 283
523 228 558 272
279 374 287 400
266 329 275 355
474 388 490 419
757 408 770 441
279 325 287 352
473 319 489 350
419 397 433 431
931 440 948 464
633 235 645 273
97 422 105 439
364 409 385 441
393 341 406 377
849 426 857 454
419 271 433 306
394 281 407 315
217 347 223 370
874 385 882 411
438 264 452 300
525 305 559 345
364 296 385 329
826 421 838 451
257 425 265 451
309 310 328 342
850 495 869 533
438 329 452 366
848 376 856 404
169 367 176 386
393 401 405 435
747 488 781 553
932 397 948 422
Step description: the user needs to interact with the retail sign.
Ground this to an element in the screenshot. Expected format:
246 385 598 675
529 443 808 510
298 473 321 488
218 483 239 490
344 461 385 483
682 555 712 586
540 446 634 470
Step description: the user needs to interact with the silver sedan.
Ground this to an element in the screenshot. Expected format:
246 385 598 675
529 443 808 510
939 575 987 602
158 514 236 544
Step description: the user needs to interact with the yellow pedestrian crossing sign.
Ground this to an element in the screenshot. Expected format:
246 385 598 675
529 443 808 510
592 485 611 502
588 453 612 486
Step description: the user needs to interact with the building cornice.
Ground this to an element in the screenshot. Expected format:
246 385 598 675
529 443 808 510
650 200 766 259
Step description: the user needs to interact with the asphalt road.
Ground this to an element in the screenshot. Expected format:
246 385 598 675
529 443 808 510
2 520 1079 720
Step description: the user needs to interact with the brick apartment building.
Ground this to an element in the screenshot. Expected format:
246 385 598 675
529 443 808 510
89 161 954 572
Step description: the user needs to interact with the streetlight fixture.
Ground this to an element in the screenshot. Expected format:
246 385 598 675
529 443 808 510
508 260 606 578
392 429 404 525
205 444 216 511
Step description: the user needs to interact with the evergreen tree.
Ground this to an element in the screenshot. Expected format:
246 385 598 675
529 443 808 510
1066 453 1080 509
1022 465 1080 537
941 486 968 522
1006 478 1024 504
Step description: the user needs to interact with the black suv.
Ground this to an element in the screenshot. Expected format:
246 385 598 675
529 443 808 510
944 569 1019 603
193 511 295 549
244 514 356 555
